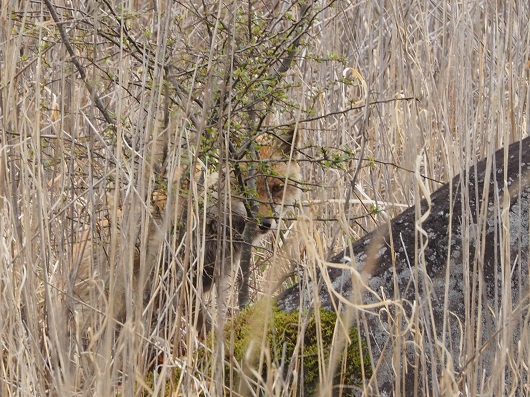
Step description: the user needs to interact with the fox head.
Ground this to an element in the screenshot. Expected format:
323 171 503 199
248 129 301 233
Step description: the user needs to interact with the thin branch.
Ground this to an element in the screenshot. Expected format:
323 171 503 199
43 0 116 126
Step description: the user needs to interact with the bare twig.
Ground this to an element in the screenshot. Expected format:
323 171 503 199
43 0 116 126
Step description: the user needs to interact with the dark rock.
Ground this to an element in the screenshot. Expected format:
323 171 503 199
277 137 530 396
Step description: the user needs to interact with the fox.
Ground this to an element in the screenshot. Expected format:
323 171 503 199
67 129 301 333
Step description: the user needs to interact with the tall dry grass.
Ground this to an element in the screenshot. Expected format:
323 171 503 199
1 0 529 396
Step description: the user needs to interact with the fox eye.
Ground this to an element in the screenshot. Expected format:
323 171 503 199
270 183 284 197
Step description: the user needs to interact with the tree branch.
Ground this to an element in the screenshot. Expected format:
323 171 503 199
43 0 116 126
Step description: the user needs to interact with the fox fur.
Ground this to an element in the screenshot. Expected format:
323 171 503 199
67 130 301 331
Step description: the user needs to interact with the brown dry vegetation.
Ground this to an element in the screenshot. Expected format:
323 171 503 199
1 0 529 396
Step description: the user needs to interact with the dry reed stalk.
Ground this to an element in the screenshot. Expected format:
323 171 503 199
1 0 529 395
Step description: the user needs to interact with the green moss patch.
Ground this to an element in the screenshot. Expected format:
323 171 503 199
221 300 372 395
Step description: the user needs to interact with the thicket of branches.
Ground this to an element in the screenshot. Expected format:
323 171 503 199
1 0 529 396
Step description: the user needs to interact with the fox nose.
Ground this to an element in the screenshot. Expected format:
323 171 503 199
259 218 273 231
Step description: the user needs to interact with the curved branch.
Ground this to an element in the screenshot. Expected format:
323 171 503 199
43 0 116 127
